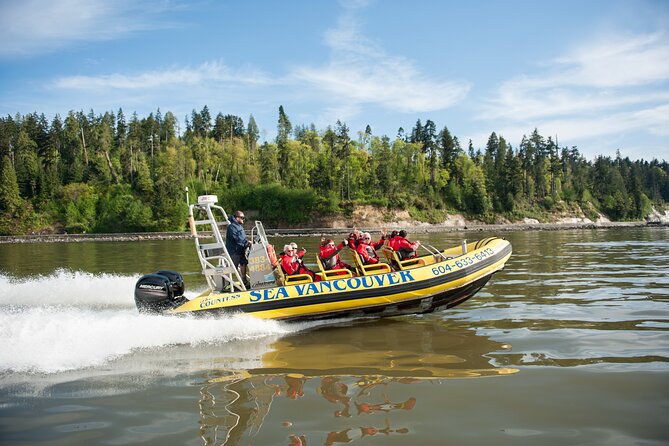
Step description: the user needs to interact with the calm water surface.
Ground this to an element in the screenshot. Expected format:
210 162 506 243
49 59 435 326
0 227 668 445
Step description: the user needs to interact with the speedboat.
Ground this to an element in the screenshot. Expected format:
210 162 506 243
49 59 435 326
134 195 512 321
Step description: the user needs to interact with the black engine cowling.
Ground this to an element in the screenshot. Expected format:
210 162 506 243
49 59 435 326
156 269 185 297
134 270 186 314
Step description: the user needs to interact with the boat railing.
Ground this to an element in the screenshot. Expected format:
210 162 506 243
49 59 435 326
251 220 270 250
420 243 448 261
189 196 247 292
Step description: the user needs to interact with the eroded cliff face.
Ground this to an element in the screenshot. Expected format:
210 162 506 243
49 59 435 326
309 203 669 230
647 207 669 225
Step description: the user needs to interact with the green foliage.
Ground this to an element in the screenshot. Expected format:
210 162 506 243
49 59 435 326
636 192 652 219
152 145 189 231
388 192 410 210
0 155 22 213
314 190 341 215
96 185 153 232
542 196 555 210
360 196 389 208
454 154 491 214
60 183 99 233
0 108 667 235
407 206 451 224
579 190 600 221
220 184 317 226
0 203 41 236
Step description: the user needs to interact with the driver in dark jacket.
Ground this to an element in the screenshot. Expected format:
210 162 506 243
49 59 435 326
225 210 251 280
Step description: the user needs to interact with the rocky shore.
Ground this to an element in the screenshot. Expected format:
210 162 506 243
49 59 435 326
0 220 662 244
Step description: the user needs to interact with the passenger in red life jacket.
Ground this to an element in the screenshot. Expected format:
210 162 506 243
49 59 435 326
347 229 362 250
319 238 352 271
385 230 399 245
391 230 421 260
281 243 319 281
356 232 386 265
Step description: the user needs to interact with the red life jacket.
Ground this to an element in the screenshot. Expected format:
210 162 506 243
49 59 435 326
356 242 379 264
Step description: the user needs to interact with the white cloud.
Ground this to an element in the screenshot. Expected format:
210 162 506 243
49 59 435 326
52 61 273 90
481 32 669 119
467 101 669 160
294 61 470 114
476 30 669 158
482 84 669 121
554 32 669 88
291 7 470 114
0 0 172 56
509 103 669 143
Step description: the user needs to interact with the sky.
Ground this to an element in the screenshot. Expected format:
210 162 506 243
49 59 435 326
1 0 668 161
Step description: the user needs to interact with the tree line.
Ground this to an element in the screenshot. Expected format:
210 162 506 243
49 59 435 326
0 105 667 235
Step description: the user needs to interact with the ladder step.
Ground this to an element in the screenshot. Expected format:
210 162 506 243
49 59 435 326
200 242 224 250
204 267 237 276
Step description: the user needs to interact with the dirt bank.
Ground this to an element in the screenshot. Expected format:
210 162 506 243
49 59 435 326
2 205 666 244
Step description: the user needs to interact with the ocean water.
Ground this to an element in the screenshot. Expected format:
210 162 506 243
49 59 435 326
0 227 668 445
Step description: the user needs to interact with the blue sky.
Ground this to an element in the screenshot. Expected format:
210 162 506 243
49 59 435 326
1 0 668 161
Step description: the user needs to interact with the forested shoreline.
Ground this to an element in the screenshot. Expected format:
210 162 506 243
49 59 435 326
1 105 667 236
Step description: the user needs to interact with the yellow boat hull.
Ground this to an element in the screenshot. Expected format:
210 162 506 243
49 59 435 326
168 237 512 321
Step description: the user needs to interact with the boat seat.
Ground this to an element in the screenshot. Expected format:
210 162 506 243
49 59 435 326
349 249 391 276
381 246 426 271
315 256 353 281
273 264 313 286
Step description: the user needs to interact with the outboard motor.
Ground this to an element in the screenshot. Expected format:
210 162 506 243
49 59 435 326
156 269 185 297
135 270 186 314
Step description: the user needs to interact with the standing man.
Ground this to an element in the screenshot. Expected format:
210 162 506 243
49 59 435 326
226 210 251 281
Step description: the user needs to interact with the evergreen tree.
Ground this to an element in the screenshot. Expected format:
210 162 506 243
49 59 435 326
62 112 85 183
116 108 127 148
152 145 188 230
14 129 40 197
258 142 280 184
134 151 153 196
335 120 351 200
1 107 667 234
483 132 499 198
0 155 21 212
374 135 392 196
439 126 457 170
410 119 423 144
40 115 63 200
200 105 212 137
310 128 337 195
277 105 292 181
162 111 177 142
423 119 437 187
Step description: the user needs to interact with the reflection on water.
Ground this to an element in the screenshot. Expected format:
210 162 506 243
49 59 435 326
196 319 516 445
0 227 668 446
442 227 669 370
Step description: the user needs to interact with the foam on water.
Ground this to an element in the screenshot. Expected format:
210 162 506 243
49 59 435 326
0 269 140 308
0 271 296 374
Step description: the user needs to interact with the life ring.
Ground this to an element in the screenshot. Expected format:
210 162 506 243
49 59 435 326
267 244 278 267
